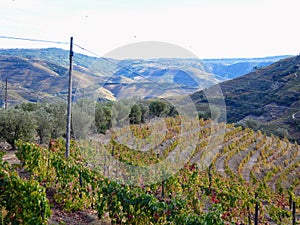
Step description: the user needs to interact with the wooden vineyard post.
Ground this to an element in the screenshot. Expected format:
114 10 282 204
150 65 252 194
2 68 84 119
4 77 7 110
161 176 165 199
247 206 251 225
254 192 259 225
79 170 83 199
104 148 107 176
161 156 165 199
292 201 296 225
208 163 212 191
157 153 165 200
107 147 110 177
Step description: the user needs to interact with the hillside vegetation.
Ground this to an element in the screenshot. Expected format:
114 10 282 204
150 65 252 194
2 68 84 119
0 48 298 224
1 113 299 224
192 55 300 143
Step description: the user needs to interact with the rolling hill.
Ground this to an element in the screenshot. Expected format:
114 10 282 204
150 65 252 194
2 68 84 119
202 55 290 80
0 48 289 105
191 55 300 142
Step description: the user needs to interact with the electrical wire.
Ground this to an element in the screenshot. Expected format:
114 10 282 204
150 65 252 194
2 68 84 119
74 43 175 89
73 42 221 94
0 35 68 45
0 35 299 111
0 35 272 91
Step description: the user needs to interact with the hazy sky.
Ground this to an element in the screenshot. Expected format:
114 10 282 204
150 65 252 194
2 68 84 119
0 0 299 59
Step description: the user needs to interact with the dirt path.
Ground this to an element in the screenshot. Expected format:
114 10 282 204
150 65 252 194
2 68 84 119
214 131 255 177
47 208 109 225
241 136 271 182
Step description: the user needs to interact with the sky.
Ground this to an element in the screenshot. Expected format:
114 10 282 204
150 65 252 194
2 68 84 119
0 0 299 59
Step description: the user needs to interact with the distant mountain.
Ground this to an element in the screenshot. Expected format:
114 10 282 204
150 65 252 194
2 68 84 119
191 55 300 142
202 55 290 80
0 53 113 104
0 48 215 104
0 48 290 105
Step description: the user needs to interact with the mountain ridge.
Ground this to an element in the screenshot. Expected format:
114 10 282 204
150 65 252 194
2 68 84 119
0 48 291 105
191 55 300 142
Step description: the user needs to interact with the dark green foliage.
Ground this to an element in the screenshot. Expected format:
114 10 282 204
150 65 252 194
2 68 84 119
0 102 67 145
16 102 40 111
149 100 169 117
0 99 181 145
35 101 67 143
72 99 95 139
0 152 50 224
0 108 36 149
95 102 112 134
139 102 149 123
129 104 142 124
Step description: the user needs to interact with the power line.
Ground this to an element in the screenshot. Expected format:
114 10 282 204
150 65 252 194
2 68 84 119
0 35 273 91
1 35 298 111
73 43 214 93
73 43 173 89
74 44 102 58
0 35 68 45
74 43 300 97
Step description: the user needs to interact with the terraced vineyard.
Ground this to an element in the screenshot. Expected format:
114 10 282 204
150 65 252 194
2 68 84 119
93 119 300 196
1 117 300 224
81 117 300 224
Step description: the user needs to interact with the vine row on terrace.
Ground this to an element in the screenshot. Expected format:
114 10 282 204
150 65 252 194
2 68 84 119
1 117 299 224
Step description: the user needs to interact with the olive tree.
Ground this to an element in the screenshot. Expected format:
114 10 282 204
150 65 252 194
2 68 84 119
149 100 169 118
95 102 112 134
0 108 36 149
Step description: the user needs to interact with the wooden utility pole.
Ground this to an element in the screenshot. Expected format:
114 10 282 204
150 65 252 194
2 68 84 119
65 37 73 158
4 77 7 110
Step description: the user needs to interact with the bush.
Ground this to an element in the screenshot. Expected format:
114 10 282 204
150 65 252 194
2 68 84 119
0 152 50 224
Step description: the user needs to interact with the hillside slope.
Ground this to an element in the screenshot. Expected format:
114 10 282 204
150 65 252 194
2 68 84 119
2 119 299 224
0 48 289 105
0 48 215 104
192 55 300 142
202 55 289 80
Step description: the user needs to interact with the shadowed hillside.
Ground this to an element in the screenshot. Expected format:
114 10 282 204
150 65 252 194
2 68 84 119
192 55 300 142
